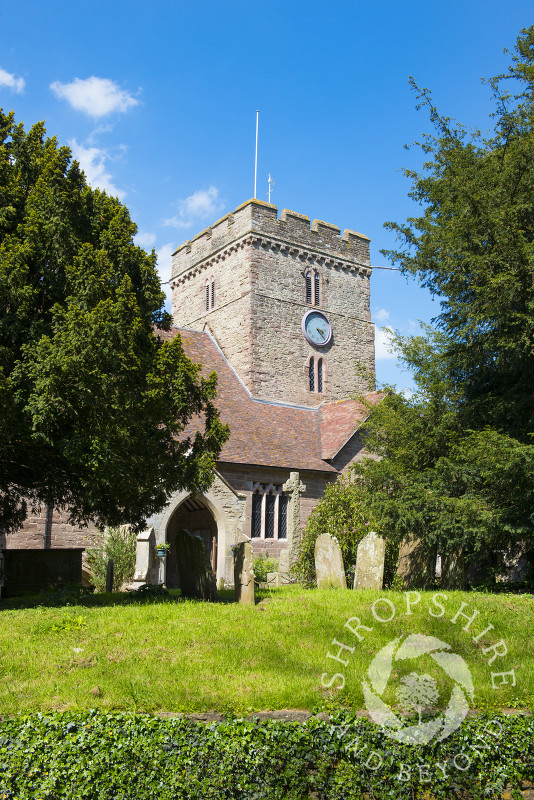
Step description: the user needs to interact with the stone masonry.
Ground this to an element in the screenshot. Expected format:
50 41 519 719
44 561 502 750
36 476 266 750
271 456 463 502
2 506 102 552
171 199 374 407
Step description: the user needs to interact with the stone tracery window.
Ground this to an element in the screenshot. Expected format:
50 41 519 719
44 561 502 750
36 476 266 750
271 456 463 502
250 483 287 539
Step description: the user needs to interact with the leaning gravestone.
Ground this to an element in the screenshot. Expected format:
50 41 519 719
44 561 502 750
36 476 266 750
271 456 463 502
396 536 435 589
441 552 467 590
353 531 385 590
175 529 217 601
315 533 347 589
233 541 254 604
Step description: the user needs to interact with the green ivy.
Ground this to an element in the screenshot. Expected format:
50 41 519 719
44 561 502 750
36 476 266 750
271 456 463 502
0 711 531 799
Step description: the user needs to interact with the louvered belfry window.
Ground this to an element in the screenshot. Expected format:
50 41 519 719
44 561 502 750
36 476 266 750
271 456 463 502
309 358 315 391
205 283 210 311
250 484 290 540
314 271 320 305
210 278 215 308
305 272 312 304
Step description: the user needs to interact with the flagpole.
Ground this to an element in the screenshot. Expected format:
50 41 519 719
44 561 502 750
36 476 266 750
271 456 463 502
254 110 259 199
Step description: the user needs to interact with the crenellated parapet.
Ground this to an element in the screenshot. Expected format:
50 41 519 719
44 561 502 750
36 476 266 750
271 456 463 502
171 199 371 285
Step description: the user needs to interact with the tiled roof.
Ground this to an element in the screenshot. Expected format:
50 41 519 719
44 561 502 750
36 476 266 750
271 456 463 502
157 327 377 473
319 394 382 460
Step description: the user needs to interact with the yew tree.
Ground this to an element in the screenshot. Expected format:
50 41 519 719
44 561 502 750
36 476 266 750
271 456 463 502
382 27 534 440
0 111 228 535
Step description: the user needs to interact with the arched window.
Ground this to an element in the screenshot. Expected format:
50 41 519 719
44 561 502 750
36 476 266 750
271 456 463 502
305 271 312 304
210 277 215 308
309 358 315 392
205 282 210 312
317 358 323 393
314 271 320 305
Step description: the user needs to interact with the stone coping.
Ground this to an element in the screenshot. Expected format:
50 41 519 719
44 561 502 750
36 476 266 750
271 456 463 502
153 707 531 724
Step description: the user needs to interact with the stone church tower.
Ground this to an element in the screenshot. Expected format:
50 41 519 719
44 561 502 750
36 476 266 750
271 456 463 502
170 199 374 406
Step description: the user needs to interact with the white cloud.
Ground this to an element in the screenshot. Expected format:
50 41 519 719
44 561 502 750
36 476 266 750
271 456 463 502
375 325 395 360
135 232 157 249
50 77 139 118
400 387 415 400
0 68 25 93
69 139 125 199
156 243 175 310
163 186 222 229
373 307 390 323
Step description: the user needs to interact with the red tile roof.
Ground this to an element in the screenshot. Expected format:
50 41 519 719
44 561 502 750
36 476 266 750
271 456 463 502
320 394 383 460
157 327 378 473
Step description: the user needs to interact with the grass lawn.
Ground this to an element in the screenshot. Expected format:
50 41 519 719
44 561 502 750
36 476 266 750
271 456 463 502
0 586 532 715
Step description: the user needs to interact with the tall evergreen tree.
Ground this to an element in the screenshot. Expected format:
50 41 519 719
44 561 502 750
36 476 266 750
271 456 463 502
382 26 534 440
0 111 228 535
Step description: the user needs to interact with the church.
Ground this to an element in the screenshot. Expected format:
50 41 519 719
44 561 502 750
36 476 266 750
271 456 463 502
3 198 379 589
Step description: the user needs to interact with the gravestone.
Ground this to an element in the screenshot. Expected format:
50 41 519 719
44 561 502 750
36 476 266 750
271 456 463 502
354 531 386 590
441 552 467 589
396 536 436 589
278 471 306 580
131 527 159 589
314 533 347 589
175 529 217 601
233 541 254 604
105 558 114 593
267 571 290 586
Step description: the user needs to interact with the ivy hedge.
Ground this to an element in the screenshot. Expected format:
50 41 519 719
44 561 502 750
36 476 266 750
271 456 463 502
0 711 532 799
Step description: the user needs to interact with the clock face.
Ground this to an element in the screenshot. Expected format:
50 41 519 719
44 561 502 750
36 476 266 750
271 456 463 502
302 310 332 347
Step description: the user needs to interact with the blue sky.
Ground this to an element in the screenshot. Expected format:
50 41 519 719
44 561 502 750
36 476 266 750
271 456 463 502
1 1 531 391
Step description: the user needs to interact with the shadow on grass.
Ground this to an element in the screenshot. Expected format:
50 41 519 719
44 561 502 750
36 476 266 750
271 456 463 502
0 585 185 611
0 583 286 611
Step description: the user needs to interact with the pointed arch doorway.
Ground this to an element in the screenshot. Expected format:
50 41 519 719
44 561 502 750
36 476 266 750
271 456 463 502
165 495 218 588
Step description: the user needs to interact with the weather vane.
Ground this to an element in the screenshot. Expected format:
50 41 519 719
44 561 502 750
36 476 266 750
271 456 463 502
268 173 275 203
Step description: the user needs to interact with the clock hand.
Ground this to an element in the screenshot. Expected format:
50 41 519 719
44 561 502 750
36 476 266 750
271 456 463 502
316 327 326 340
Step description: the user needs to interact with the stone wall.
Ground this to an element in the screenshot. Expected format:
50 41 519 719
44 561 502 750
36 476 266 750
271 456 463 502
171 199 374 407
0 506 102 552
